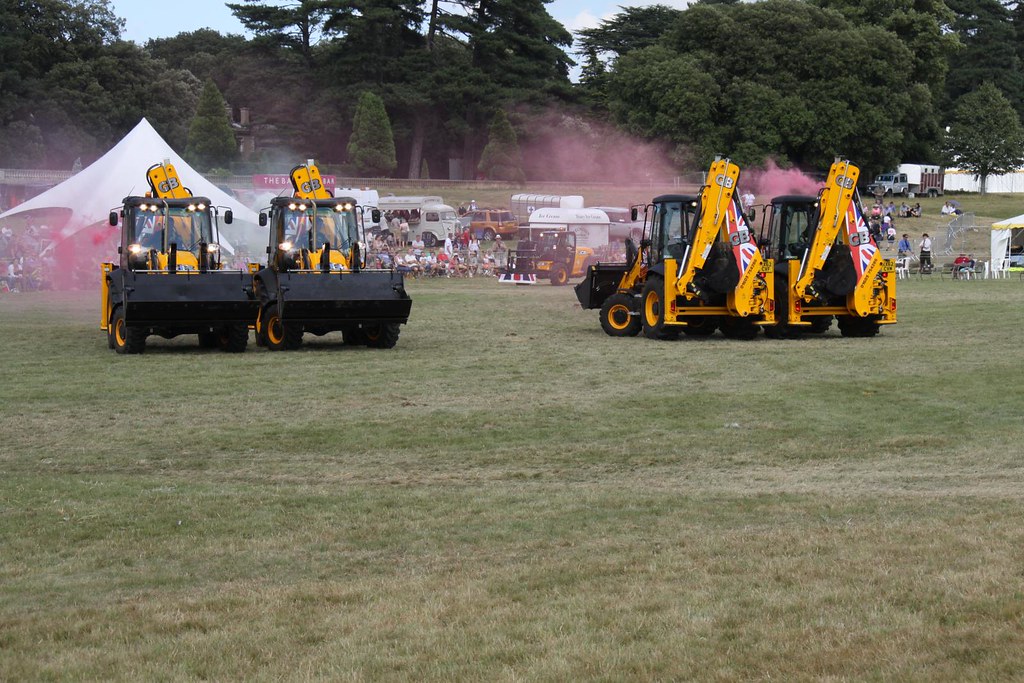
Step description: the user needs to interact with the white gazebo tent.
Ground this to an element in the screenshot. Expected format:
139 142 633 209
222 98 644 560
0 118 257 254
990 214 1024 277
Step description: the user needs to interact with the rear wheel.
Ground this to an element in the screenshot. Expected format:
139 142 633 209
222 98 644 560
599 293 640 337
719 317 759 340
422 232 438 248
264 304 302 350
549 265 569 286
837 315 880 337
483 228 495 241
807 315 834 334
682 316 718 336
363 323 401 349
220 324 248 353
112 308 145 354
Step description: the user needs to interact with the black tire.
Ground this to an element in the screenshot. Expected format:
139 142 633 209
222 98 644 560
111 308 145 354
343 328 367 346
682 316 718 336
641 276 676 340
719 318 759 340
423 232 438 248
549 265 569 286
837 315 881 338
764 274 802 340
807 315 834 334
198 331 219 348
599 293 641 337
263 304 303 350
363 323 401 349
483 228 495 241
220 324 248 353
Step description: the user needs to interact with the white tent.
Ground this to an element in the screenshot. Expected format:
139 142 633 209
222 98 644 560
990 214 1024 276
0 118 257 253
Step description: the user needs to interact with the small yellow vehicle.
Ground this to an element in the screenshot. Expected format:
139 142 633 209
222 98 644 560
499 230 596 285
576 157 775 339
101 161 256 354
759 158 897 338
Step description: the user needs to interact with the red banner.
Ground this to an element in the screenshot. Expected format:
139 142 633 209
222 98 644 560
252 174 336 190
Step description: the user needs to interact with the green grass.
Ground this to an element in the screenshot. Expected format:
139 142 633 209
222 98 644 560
2 278 1024 680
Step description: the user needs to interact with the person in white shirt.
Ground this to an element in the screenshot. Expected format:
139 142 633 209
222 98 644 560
919 233 933 273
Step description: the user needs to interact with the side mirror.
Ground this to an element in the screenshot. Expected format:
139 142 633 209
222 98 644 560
631 207 638 221
109 211 118 226
259 212 267 227
372 209 381 223
224 209 233 224
747 208 756 221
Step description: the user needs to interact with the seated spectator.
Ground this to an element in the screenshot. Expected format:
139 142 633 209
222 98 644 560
952 253 975 279
910 203 922 218
898 202 910 217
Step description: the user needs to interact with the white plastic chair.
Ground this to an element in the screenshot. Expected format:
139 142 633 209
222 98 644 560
895 257 910 280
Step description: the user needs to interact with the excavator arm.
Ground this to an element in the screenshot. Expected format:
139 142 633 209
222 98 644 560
147 161 191 199
672 157 740 300
793 159 857 303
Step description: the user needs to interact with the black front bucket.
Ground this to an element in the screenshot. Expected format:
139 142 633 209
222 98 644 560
278 270 412 325
123 270 257 326
575 264 628 310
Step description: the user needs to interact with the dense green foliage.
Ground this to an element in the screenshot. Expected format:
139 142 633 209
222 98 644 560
185 80 239 171
477 110 525 182
3 0 1024 180
347 91 398 177
942 82 1024 193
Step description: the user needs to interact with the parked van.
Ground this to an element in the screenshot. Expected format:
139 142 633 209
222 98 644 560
510 193 585 224
376 195 461 247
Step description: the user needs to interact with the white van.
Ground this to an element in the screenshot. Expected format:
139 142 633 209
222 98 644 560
526 207 610 249
376 195 460 247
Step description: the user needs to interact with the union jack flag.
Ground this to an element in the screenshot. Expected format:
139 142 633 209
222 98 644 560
845 199 877 278
726 200 759 276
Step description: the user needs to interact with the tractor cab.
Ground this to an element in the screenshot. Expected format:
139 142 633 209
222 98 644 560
758 195 821 263
264 196 362 273
116 196 225 273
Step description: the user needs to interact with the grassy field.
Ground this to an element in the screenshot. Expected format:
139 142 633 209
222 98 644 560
1 276 1023 680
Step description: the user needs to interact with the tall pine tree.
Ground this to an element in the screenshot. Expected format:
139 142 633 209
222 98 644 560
185 79 238 171
347 91 397 176
477 109 524 182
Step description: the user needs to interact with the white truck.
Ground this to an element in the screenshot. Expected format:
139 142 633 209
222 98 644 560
866 163 944 197
510 193 584 224
376 195 461 247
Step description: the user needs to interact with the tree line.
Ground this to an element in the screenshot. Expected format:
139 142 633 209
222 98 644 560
2 0 1024 185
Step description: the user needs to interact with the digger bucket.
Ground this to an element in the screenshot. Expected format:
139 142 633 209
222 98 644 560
275 270 411 325
120 269 257 326
574 263 628 310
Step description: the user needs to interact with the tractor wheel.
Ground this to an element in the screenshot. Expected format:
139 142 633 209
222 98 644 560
641 276 675 340
837 315 881 338
343 327 367 346
599 293 640 337
220 324 249 353
363 323 401 349
807 315 834 334
198 331 219 348
719 318 759 340
263 304 303 350
112 308 145 354
549 265 569 286
682 316 718 336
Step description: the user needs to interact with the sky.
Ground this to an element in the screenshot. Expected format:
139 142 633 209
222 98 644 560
112 0 694 45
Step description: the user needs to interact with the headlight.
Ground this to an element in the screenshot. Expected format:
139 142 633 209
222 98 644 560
128 243 143 254
279 241 293 251
187 203 196 211
207 243 220 253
